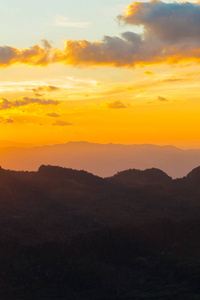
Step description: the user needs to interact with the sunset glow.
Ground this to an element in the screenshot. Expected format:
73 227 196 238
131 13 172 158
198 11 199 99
1 0 200 148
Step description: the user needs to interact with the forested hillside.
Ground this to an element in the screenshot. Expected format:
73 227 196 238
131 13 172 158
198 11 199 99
1 165 200 299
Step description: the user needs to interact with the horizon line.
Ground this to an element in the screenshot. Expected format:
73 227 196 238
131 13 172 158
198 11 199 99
0 140 199 151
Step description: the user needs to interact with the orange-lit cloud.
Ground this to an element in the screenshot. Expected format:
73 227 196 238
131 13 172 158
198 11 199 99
0 38 52 67
31 85 60 96
158 96 168 102
107 100 130 109
118 1 200 43
46 113 60 118
0 117 14 124
52 120 72 126
2 118 14 124
0 97 60 110
5 119 14 123
1 2 200 68
161 78 185 83
55 0 200 67
144 71 154 76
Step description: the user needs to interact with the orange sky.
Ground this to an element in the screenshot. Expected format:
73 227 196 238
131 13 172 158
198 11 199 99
1 0 200 149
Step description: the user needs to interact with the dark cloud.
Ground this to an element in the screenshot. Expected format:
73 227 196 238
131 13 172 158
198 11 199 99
0 97 60 110
52 120 72 126
107 100 130 109
0 98 11 109
158 96 168 102
46 113 60 118
5 119 14 124
118 1 200 44
32 85 60 96
0 117 14 124
41 38 52 50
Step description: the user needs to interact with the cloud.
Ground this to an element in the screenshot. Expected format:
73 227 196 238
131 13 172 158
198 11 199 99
66 76 98 85
118 1 200 43
0 97 60 110
52 120 72 126
158 96 168 102
161 78 185 83
46 113 60 118
53 1 200 67
55 16 91 28
5 119 14 124
107 100 130 109
0 39 53 67
0 117 14 124
41 38 52 50
32 85 60 96
1 2 200 68
144 71 154 76
53 34 146 67
50 1 200 67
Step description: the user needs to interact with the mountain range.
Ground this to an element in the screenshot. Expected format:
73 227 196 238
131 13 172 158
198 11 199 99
1 141 200 178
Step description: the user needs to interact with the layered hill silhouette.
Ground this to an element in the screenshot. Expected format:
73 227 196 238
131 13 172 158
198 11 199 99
1 141 200 178
1 164 200 299
1 164 200 244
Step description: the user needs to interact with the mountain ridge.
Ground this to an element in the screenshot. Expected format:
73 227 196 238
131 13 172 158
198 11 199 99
1 163 200 299
1 163 200 241
0 163 200 184
1 141 200 178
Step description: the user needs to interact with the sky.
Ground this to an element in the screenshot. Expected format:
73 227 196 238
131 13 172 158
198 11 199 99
1 0 200 148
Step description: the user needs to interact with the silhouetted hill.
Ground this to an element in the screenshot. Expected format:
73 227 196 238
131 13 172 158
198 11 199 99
37 165 104 188
1 165 200 299
108 168 172 187
0 164 200 245
185 166 200 183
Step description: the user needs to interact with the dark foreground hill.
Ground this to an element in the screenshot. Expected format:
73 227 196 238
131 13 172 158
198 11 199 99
107 168 173 187
1 165 200 299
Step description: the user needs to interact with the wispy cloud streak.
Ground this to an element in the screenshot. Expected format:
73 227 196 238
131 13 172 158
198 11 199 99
55 16 91 28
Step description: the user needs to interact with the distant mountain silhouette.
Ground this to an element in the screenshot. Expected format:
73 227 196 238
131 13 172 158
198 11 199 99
1 141 200 178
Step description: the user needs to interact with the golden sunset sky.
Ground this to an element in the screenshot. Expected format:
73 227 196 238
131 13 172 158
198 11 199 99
1 0 200 148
